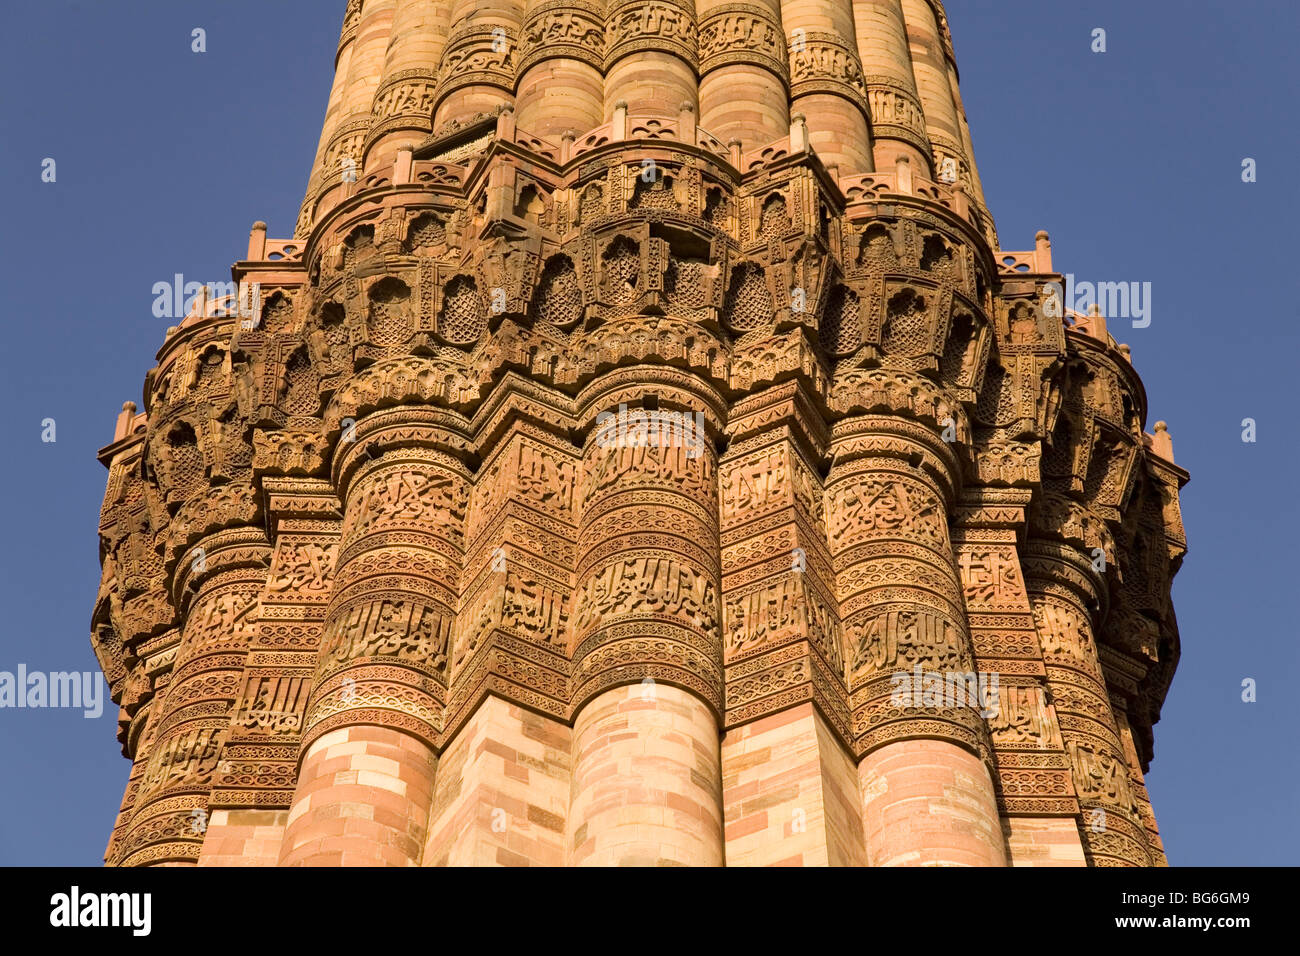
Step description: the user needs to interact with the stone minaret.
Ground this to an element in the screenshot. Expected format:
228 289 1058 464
92 0 1188 867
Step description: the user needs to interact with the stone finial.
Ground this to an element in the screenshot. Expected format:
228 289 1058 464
1152 421 1175 463
951 181 968 219
1035 230 1052 272
896 154 913 194
114 401 138 442
247 220 268 261
495 104 516 139
789 114 808 152
393 146 413 185
678 100 696 141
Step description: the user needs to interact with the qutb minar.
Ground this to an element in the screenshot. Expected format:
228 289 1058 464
91 0 1189 866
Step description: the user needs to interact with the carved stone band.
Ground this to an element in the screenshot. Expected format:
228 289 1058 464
436 26 517 104
698 5 788 80
517 1 606 75
604 0 699 72
788 31 869 113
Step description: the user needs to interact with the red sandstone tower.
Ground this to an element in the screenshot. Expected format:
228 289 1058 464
91 0 1188 866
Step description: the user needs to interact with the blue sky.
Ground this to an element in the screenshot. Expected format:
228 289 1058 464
0 1 1294 865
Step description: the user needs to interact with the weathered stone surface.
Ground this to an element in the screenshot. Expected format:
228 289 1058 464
91 0 1187 867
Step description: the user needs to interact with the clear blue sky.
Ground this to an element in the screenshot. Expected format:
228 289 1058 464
0 1 1294 866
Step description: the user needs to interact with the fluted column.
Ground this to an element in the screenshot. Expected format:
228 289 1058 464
104 712 153 865
924 1 989 208
697 0 789 152
337 0 401 129
852 0 931 172
278 409 467 866
433 0 523 128
944 59 987 210
423 406 577 867
827 416 1006 866
899 0 968 187
197 479 343 867
565 371 725 865
1023 536 1154 867
515 0 606 138
302 0 399 234
363 0 453 171
106 701 164 865
1113 705 1169 866
717 384 865 867
603 0 699 119
781 0 874 173
954 489 1086 866
300 0 363 229
116 527 272 866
